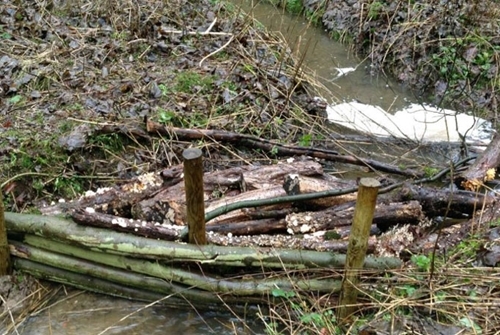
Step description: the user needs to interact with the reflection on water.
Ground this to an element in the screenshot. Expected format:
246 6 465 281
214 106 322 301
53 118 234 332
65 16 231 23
327 101 493 144
19 291 265 335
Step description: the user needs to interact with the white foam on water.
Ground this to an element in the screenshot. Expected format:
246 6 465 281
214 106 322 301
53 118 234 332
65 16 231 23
326 101 494 144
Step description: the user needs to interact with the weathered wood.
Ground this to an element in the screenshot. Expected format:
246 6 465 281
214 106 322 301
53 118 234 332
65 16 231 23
207 218 287 235
71 208 183 240
283 174 358 209
5 212 402 270
133 159 323 224
40 167 181 216
286 200 423 234
460 132 500 190
397 183 495 217
183 148 207 245
0 191 12 275
338 178 380 321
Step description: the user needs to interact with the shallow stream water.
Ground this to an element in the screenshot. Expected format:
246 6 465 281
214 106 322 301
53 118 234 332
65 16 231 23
14 1 490 335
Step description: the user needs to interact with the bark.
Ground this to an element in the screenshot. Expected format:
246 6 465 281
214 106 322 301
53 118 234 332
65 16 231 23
132 159 324 224
39 166 182 216
12 238 342 296
286 201 423 234
206 218 287 235
460 132 500 190
283 174 358 209
71 209 183 241
396 183 495 218
5 212 402 270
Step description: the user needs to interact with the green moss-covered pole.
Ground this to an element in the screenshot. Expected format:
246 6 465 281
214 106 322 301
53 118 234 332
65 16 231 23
0 191 12 275
338 178 380 321
183 148 207 245
5 212 402 269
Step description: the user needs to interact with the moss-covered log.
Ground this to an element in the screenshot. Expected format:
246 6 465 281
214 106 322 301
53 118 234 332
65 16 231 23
5 212 402 270
14 237 342 295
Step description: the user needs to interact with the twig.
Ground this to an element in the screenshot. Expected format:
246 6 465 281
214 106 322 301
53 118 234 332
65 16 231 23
199 35 235 67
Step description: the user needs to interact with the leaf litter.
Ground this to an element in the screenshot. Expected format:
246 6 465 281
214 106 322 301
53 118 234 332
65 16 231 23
0 0 326 208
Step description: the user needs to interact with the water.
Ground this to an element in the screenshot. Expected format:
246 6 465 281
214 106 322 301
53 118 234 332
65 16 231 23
233 0 493 146
232 0 417 112
17 291 265 335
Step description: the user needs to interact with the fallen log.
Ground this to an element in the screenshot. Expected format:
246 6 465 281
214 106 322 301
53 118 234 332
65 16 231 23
283 174 358 209
5 212 402 269
396 183 495 218
6 212 402 305
286 201 423 234
71 208 183 241
460 132 500 191
132 159 324 224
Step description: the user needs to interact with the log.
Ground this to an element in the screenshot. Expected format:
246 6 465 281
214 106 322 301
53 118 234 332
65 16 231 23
286 201 423 234
132 159 324 224
13 238 342 296
460 132 500 190
39 167 182 216
5 212 402 270
183 148 206 245
338 178 380 320
397 183 495 218
283 174 358 209
71 208 183 241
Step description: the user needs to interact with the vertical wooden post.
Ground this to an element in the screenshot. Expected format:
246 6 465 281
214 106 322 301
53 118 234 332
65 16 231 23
0 190 12 275
183 148 207 245
338 177 380 321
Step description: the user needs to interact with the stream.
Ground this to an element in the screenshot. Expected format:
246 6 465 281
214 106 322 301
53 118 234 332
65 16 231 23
13 1 492 335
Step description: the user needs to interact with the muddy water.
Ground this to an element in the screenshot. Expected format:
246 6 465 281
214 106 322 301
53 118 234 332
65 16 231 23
232 0 418 111
18 290 265 334
14 3 454 335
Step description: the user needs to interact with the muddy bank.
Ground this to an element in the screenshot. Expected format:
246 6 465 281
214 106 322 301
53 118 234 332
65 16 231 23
303 0 499 114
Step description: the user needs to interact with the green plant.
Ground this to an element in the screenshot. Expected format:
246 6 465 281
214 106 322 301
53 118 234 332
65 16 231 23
401 284 417 297
459 317 482 333
285 0 302 14
368 1 384 20
489 218 500 227
54 176 84 198
299 134 312 146
423 166 439 178
411 254 431 271
158 83 169 96
175 71 214 94
158 109 177 124
89 133 125 153
8 95 23 105
267 288 340 334
270 145 279 156
454 238 481 260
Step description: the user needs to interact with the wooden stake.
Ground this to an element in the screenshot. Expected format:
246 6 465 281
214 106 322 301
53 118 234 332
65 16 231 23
183 148 207 245
338 177 380 321
0 190 12 275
